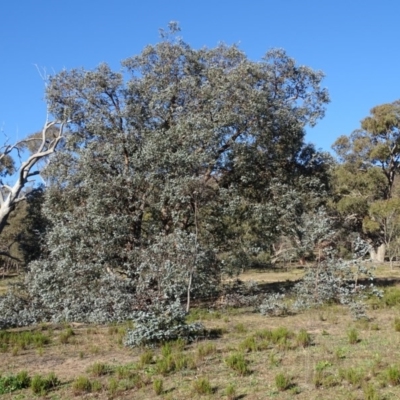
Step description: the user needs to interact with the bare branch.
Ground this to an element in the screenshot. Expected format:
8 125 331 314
0 117 66 237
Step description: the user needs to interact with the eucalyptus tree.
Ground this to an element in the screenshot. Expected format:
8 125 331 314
0 121 65 263
0 26 329 326
332 100 400 261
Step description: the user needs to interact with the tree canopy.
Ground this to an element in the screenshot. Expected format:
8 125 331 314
0 28 331 326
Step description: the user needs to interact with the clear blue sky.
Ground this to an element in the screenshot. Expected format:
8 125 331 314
0 0 399 153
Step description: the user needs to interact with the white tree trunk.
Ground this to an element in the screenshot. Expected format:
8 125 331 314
370 243 386 262
0 119 65 237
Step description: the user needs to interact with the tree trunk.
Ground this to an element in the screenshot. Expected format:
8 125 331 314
370 243 386 262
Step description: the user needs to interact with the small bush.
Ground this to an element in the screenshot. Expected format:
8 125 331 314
254 329 272 340
124 300 204 347
115 364 136 380
192 377 213 395
259 293 287 316
225 353 250 375
313 371 338 388
92 380 102 392
270 326 293 349
275 373 291 391
313 363 337 389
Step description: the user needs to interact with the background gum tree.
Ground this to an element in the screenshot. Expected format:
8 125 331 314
332 100 400 261
0 25 330 326
0 121 65 267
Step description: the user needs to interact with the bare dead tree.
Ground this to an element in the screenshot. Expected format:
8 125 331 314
0 117 65 237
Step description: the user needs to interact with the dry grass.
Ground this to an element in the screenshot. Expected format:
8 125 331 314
1 265 400 399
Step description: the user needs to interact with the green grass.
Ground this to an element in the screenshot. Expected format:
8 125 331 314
192 377 213 395
153 378 164 395
0 371 31 394
72 376 94 394
0 330 51 352
30 372 60 395
347 328 359 344
87 362 112 376
225 352 250 375
2 270 400 399
275 372 292 391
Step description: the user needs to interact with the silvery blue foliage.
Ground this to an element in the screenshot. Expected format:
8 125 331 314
293 237 379 319
135 229 219 301
124 299 204 347
259 293 288 316
0 26 330 329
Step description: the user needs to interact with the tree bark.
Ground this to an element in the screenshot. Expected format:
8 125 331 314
0 119 65 237
370 243 386 262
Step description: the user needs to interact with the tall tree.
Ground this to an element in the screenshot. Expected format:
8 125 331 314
0 26 329 325
332 100 400 261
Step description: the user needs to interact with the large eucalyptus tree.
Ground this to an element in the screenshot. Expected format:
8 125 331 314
0 25 329 326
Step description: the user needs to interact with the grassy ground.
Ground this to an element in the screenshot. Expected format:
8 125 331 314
1 266 400 399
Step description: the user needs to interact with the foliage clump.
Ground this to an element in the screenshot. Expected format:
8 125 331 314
293 237 380 319
124 300 204 347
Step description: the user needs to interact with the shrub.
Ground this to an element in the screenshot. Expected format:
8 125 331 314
259 293 287 316
293 237 380 319
124 300 204 347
